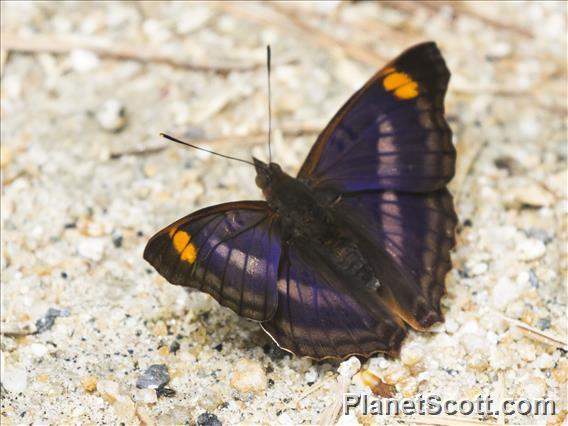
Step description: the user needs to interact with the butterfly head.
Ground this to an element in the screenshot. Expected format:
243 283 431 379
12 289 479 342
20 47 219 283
253 157 282 193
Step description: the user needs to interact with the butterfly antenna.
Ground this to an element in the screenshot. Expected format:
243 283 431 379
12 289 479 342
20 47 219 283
266 45 273 164
160 133 255 167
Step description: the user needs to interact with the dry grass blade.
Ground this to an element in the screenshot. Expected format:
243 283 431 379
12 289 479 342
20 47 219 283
495 312 568 351
0 33 288 74
217 2 386 66
1 322 37 336
269 3 387 66
451 138 487 203
381 1 533 39
0 49 9 78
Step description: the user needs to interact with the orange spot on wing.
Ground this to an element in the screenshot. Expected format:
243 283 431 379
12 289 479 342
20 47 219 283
171 230 198 264
180 243 197 263
383 70 419 100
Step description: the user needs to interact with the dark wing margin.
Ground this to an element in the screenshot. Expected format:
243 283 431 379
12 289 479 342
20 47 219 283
334 189 458 329
298 41 455 193
143 201 281 321
261 240 407 360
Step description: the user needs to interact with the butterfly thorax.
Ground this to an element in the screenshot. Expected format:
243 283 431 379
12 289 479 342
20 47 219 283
254 158 380 290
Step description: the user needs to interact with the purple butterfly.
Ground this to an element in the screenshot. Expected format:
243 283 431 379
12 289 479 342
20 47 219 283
144 42 457 360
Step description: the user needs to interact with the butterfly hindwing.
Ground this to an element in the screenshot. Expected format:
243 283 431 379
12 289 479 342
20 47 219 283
143 201 281 321
333 189 458 329
261 240 407 359
298 42 455 193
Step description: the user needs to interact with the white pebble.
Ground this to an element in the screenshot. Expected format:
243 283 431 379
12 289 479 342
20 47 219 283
523 376 547 399
534 353 555 369
77 237 105 261
491 278 519 309
70 49 100 73
517 239 546 261
304 367 318 384
401 344 423 366
2 367 28 393
444 318 459 334
96 379 121 402
515 185 554 207
460 332 487 353
230 359 267 393
29 343 48 358
134 388 157 404
95 99 127 132
338 356 361 378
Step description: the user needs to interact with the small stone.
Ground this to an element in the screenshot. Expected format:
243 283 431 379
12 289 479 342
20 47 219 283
111 231 123 248
134 388 158 404
460 332 487 353
113 395 136 423
196 412 222 426
136 364 170 390
95 98 127 132
536 318 551 330
517 239 546 261
36 373 49 383
304 367 318 384
77 237 105 261
444 318 459 334
136 405 154 425
97 379 121 403
262 342 290 360
534 353 555 369
2 367 28 393
515 185 554 207
230 359 267 393
491 278 519 309
523 376 547 399
28 343 48 358
70 49 100 73
81 376 97 393
468 262 488 276
158 346 170 357
35 308 70 333
401 345 424 366
338 356 361 378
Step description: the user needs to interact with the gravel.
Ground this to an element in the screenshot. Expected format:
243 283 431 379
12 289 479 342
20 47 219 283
1 2 566 425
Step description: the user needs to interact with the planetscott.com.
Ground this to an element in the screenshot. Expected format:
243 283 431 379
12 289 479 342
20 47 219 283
343 393 557 417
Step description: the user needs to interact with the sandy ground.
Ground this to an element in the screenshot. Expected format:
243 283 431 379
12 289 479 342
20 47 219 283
1 2 566 425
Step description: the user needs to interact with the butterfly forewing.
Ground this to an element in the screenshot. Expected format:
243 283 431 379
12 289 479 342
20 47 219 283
144 201 281 321
298 42 455 193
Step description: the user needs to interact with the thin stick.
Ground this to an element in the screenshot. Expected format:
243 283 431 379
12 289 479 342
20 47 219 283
270 2 386 66
495 311 568 351
1 322 37 336
0 33 289 75
216 2 387 66
0 49 8 78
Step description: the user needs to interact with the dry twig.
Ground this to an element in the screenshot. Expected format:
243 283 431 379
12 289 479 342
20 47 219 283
495 312 568 351
0 33 291 75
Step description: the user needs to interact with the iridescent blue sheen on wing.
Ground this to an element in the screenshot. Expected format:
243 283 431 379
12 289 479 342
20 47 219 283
298 42 455 193
143 202 281 321
334 189 457 326
261 241 407 360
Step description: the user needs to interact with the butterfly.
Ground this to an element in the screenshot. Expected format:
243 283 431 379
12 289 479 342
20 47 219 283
144 42 457 360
